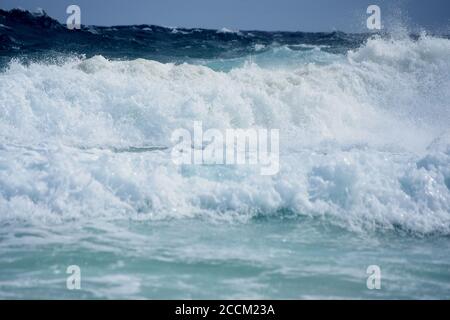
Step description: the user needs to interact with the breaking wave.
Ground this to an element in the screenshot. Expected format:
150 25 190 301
0 13 450 235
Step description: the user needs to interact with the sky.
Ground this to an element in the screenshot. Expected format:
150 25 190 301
1 0 449 32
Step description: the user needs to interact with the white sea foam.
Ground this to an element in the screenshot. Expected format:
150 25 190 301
0 35 449 234
217 27 240 34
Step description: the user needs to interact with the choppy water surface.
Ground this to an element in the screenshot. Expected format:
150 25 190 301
0 9 449 299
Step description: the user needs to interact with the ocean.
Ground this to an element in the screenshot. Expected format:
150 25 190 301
0 9 449 299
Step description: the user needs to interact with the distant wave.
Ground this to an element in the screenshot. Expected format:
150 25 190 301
0 8 368 65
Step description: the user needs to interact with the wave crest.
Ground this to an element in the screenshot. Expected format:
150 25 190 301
0 35 449 234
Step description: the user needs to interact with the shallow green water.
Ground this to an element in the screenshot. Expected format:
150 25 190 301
1 218 449 299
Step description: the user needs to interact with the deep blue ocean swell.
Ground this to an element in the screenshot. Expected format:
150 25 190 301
0 8 369 65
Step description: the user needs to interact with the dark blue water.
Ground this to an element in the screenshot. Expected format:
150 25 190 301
0 9 369 65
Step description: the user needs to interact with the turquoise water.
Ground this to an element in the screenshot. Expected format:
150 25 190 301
1 218 449 299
